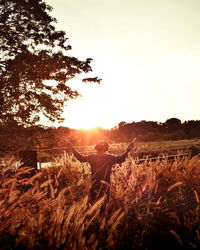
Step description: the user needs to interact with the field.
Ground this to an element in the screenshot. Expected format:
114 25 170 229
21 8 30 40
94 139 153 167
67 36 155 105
0 141 200 249
37 139 200 164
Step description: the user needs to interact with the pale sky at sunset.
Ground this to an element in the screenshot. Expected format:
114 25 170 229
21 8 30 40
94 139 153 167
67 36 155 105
46 0 200 129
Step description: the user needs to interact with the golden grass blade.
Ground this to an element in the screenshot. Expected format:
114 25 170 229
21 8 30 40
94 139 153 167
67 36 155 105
40 179 53 188
111 211 125 231
86 196 105 216
49 182 55 199
170 230 183 246
167 182 183 192
194 190 199 204
108 209 121 226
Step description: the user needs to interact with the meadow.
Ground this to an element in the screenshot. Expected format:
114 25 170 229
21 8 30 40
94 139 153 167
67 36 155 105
0 143 199 249
37 138 200 165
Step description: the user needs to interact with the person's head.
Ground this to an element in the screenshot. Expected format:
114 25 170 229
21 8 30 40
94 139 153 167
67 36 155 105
95 140 109 153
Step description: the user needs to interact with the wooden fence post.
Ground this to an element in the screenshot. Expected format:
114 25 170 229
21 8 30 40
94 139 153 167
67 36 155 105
19 150 37 169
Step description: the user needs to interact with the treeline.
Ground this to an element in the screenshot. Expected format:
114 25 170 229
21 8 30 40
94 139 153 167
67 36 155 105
110 118 200 142
0 118 200 150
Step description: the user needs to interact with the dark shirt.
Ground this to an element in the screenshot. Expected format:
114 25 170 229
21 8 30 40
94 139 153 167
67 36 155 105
72 149 129 185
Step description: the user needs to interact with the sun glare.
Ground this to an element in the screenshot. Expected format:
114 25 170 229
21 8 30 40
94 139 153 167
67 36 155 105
62 86 115 130
58 72 131 130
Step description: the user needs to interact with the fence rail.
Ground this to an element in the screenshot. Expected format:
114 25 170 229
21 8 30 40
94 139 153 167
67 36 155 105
0 145 199 170
133 152 191 164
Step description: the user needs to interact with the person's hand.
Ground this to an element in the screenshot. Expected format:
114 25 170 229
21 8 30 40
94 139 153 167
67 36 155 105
127 138 136 152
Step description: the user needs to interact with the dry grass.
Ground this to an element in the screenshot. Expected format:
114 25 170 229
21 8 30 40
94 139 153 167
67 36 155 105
0 152 199 249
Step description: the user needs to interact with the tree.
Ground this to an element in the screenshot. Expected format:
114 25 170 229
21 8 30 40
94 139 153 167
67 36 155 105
164 118 181 132
0 0 100 126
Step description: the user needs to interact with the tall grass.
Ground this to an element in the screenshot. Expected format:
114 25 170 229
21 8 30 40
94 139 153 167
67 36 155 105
0 153 199 249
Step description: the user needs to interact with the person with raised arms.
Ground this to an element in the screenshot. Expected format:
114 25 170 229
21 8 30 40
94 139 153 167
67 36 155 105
67 139 136 204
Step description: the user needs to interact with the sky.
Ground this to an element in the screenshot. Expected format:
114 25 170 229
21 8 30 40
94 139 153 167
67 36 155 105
45 0 200 129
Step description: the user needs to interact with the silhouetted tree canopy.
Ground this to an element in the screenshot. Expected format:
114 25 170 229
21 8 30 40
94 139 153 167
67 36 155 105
0 0 100 125
164 118 181 131
1 118 200 150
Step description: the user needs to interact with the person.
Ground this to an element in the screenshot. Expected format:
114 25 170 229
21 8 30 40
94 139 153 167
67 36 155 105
67 139 136 204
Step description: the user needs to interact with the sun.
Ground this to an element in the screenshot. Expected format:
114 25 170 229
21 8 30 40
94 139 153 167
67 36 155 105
72 114 102 130
60 75 136 130
62 88 115 130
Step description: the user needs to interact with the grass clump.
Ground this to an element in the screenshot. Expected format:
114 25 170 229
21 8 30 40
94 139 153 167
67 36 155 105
0 153 199 249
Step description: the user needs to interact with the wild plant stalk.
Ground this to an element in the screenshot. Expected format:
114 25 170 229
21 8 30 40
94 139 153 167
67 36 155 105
0 152 199 249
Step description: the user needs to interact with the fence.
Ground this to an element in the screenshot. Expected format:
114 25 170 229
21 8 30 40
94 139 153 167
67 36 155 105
0 145 199 170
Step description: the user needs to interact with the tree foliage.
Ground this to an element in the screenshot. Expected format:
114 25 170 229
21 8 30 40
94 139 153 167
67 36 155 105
165 118 181 131
0 0 100 125
1 118 200 150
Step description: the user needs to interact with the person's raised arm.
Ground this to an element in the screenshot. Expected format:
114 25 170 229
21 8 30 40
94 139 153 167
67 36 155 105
66 142 88 162
113 138 136 164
